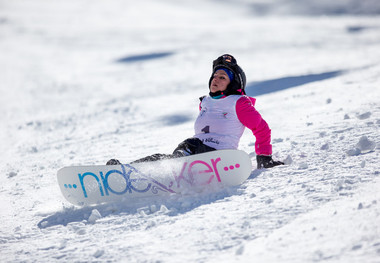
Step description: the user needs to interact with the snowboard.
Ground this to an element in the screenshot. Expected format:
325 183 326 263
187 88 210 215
57 149 252 206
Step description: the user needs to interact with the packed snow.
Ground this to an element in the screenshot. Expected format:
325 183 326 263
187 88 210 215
1 0 380 262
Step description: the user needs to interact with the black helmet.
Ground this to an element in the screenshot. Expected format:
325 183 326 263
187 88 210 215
208 54 246 96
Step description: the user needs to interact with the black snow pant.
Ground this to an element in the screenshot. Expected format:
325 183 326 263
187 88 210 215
131 138 216 163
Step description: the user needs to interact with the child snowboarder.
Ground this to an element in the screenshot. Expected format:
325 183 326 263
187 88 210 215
107 54 283 169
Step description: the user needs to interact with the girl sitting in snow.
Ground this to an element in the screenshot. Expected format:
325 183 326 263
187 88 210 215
107 54 283 169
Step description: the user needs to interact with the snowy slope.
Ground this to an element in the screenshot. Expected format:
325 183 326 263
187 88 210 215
1 0 380 262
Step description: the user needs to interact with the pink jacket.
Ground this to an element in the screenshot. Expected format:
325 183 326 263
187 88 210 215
235 96 272 155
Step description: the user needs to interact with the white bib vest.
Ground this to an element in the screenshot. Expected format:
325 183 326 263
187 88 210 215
194 95 245 150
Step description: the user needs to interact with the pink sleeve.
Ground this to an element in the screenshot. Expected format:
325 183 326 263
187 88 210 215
236 96 272 155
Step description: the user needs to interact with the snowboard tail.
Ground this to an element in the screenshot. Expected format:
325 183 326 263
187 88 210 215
57 150 252 206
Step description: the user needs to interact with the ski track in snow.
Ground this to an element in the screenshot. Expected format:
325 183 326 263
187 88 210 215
1 0 380 262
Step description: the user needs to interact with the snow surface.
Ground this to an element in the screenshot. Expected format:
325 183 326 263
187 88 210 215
1 0 380 262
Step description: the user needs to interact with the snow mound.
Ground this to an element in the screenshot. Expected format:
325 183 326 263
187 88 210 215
88 209 102 223
347 136 377 156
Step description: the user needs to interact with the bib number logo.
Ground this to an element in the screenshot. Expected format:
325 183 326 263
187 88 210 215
201 125 210 133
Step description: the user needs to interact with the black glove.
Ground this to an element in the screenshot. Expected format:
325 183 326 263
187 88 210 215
256 155 284 169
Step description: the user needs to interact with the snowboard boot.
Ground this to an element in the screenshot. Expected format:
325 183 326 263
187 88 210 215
106 159 122 165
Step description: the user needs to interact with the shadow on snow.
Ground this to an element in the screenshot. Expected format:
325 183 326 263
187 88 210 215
245 70 344 97
37 189 236 229
158 113 193 126
115 52 174 63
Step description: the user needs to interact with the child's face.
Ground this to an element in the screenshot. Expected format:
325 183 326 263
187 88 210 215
210 70 231 93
